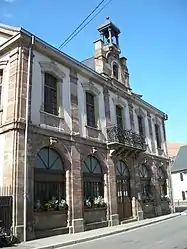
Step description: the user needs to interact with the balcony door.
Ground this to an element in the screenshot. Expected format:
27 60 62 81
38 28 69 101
116 161 132 221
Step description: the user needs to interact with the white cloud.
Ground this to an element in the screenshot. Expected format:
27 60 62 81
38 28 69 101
4 0 15 3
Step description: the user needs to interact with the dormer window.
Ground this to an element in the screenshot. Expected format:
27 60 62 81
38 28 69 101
113 64 119 79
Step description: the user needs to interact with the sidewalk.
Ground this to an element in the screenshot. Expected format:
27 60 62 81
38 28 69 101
10 213 181 249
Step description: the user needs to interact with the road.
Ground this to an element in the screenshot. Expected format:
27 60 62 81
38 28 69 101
62 216 187 249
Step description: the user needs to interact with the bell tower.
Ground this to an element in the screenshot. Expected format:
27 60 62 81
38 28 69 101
94 17 130 91
98 17 121 49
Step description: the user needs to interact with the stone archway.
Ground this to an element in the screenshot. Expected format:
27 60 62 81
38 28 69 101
116 160 132 221
34 147 68 238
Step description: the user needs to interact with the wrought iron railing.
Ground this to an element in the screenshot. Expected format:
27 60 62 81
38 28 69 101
107 126 146 151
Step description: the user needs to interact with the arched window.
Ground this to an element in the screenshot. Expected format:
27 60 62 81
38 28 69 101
116 161 129 177
113 64 119 79
34 147 65 209
139 164 151 199
158 167 167 196
83 156 103 200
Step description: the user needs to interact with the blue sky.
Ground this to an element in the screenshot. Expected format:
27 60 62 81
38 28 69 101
0 0 186 143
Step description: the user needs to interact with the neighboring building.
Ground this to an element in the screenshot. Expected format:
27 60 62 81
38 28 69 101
0 18 171 241
171 145 187 202
167 142 185 158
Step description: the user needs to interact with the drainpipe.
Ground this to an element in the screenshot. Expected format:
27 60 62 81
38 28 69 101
23 35 34 242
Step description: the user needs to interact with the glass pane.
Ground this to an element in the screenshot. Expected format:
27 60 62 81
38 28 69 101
84 156 92 172
36 148 49 169
86 92 94 105
48 149 63 170
83 156 102 173
116 161 129 177
83 163 90 173
35 148 63 170
36 155 46 169
92 157 101 173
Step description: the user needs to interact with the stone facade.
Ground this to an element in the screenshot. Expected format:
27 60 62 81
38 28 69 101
0 21 172 241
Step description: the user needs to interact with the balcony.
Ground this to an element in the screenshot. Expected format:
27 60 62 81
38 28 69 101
107 126 147 152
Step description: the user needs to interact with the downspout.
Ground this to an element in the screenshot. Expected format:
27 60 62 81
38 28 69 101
23 35 34 242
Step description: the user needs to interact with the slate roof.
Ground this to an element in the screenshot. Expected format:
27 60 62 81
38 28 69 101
171 145 187 173
167 142 185 157
82 57 95 70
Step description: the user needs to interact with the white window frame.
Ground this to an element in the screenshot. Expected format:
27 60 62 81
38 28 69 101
81 81 101 129
135 107 146 136
112 96 126 129
39 61 65 118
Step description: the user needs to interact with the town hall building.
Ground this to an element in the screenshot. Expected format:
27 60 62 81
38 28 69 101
0 18 171 241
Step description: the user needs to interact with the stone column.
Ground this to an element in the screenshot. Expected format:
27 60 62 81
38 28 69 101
70 70 79 134
133 157 143 219
4 45 32 241
5 47 20 123
128 157 137 218
151 160 162 216
166 160 174 213
70 144 84 233
107 154 119 226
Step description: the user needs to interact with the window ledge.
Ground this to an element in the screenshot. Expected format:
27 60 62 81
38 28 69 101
40 110 64 120
40 110 64 131
85 125 101 132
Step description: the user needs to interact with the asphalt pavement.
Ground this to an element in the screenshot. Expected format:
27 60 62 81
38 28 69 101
61 216 187 249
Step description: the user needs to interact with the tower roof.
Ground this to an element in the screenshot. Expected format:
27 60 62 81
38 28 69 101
98 17 120 35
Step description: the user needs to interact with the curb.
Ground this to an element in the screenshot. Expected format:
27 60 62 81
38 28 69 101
36 213 181 249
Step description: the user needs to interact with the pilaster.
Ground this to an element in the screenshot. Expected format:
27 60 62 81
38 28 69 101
151 160 162 216
127 100 135 131
107 153 119 226
70 144 84 233
70 70 79 135
103 86 111 127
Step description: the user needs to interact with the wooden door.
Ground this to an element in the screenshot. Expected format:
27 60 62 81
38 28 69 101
117 178 132 221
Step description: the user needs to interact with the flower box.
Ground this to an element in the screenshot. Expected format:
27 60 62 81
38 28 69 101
142 202 155 219
84 207 107 224
34 210 68 231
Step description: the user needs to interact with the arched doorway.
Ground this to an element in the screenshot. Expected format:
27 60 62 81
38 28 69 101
83 156 107 228
116 160 132 221
83 155 104 203
34 147 66 209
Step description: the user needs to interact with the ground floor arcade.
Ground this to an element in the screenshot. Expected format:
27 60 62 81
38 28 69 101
2 128 171 241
